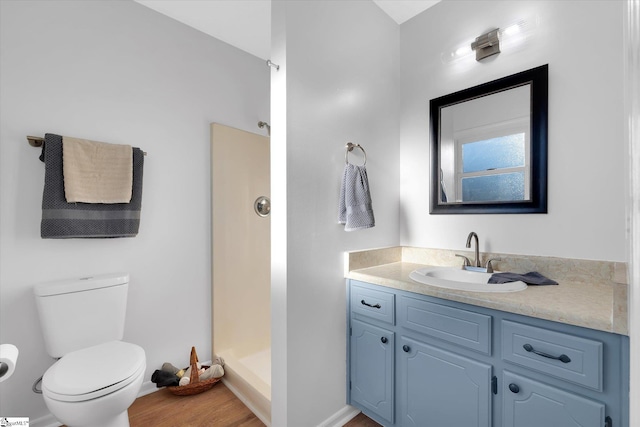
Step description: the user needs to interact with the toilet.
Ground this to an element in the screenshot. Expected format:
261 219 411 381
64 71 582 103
34 273 146 427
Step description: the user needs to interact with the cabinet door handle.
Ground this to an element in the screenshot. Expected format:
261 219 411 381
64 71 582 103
402 345 410 352
361 299 381 309
523 343 571 363
508 383 520 394
380 337 388 344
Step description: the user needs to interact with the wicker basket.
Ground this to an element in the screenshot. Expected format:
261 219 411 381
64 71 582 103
166 347 221 396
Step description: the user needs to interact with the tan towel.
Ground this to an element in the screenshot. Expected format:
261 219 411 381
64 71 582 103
62 136 133 203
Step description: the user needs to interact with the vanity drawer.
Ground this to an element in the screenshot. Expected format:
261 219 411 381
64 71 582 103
351 283 395 325
398 295 491 355
502 320 603 391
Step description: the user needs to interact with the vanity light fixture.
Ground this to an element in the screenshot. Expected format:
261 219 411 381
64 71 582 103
442 18 537 64
471 29 500 61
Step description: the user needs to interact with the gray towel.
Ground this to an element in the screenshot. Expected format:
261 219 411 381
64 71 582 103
40 133 144 238
488 272 558 285
338 164 375 231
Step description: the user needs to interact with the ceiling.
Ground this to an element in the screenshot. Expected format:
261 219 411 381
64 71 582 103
134 0 440 60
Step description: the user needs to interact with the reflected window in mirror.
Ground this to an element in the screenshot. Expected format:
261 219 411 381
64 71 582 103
430 65 548 214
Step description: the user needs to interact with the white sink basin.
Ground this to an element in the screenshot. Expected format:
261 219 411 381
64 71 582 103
409 267 527 293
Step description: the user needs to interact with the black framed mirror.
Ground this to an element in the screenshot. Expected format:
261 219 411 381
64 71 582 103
430 64 548 214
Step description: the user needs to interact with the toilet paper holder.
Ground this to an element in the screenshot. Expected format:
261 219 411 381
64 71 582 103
0 343 19 383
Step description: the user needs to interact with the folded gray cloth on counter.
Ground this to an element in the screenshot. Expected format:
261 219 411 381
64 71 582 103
488 271 558 285
40 133 144 238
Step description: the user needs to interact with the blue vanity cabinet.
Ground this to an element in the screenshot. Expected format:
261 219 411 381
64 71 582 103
346 280 629 427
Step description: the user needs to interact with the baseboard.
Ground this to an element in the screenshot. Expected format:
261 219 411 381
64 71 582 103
317 405 361 427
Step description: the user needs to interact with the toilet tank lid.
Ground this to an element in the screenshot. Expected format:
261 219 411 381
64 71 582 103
34 273 129 297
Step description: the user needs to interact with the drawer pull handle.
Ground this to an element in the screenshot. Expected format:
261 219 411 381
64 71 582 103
523 343 571 363
381 337 388 344
402 345 410 353
508 383 520 394
361 299 381 309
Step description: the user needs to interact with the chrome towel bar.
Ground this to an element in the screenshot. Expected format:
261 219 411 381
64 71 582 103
27 136 147 156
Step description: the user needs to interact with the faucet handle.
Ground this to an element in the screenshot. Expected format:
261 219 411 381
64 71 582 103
485 258 501 273
455 254 471 267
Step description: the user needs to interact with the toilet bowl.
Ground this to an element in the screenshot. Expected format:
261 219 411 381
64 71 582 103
42 340 146 427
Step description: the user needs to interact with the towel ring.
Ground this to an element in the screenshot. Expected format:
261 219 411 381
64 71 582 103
345 142 366 166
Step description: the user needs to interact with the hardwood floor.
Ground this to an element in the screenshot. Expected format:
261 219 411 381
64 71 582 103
344 412 382 427
125 383 380 427
128 383 263 427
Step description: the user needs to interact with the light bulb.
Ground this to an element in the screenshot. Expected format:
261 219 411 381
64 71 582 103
503 23 521 36
455 45 472 57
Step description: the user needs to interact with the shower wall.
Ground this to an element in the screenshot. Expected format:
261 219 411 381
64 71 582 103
211 123 271 424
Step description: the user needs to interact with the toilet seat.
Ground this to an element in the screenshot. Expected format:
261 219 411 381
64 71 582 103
43 340 145 403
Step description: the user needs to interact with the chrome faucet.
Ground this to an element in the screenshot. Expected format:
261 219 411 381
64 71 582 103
466 232 481 267
458 231 501 272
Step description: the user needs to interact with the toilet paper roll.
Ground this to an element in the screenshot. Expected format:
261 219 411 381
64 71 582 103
0 344 19 383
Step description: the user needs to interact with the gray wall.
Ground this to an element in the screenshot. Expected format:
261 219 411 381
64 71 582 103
399 0 626 262
0 0 268 421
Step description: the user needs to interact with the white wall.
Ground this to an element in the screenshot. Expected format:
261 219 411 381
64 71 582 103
270 1 400 425
0 0 268 421
400 0 627 262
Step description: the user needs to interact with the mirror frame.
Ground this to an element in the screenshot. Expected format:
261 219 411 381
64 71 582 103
429 64 548 214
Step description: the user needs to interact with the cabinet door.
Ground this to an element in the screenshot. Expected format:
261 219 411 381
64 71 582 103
398 337 492 427
350 319 395 424
503 371 605 427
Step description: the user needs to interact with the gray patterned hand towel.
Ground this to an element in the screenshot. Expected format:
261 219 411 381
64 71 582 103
338 164 375 231
40 133 144 238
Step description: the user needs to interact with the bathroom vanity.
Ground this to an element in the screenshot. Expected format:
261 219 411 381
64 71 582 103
345 248 629 427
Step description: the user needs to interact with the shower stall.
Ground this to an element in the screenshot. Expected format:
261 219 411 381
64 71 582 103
211 123 271 425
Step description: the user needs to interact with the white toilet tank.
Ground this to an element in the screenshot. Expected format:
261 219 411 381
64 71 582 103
34 273 130 358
